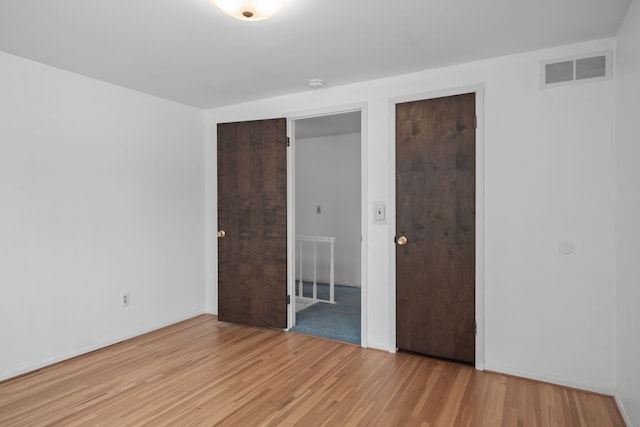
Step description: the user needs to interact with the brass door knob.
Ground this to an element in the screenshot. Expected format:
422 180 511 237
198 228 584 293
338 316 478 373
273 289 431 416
217 230 226 238
396 235 408 246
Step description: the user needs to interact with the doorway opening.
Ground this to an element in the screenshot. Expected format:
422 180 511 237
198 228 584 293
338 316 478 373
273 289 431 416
289 111 362 345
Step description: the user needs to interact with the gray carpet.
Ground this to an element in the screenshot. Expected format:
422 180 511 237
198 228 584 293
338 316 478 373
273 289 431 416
292 282 361 345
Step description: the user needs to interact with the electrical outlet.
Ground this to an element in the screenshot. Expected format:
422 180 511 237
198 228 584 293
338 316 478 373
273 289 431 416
121 292 130 307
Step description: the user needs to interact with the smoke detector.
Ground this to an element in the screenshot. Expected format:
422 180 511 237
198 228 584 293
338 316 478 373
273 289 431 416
307 79 325 89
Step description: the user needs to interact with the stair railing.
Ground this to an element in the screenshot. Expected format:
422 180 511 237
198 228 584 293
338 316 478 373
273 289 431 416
296 235 336 304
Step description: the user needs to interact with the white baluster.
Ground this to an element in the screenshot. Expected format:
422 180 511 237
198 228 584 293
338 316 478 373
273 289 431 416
313 241 318 301
298 240 303 297
329 238 335 303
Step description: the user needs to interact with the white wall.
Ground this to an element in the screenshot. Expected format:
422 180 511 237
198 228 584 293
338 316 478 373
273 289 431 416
615 0 640 424
205 38 617 393
295 133 361 286
0 52 206 381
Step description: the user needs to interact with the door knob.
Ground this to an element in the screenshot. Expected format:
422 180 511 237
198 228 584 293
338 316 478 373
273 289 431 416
396 235 408 246
217 230 226 238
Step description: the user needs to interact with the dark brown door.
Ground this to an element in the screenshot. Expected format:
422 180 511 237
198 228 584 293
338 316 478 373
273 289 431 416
395 93 476 363
217 118 288 329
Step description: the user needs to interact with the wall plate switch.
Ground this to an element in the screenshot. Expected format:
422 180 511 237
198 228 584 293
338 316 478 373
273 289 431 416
374 201 386 224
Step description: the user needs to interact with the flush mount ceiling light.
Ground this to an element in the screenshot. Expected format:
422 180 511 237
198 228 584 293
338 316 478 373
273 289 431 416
211 0 287 21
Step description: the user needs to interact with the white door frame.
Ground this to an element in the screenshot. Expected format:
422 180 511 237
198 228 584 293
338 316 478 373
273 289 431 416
286 103 368 348
388 86 485 369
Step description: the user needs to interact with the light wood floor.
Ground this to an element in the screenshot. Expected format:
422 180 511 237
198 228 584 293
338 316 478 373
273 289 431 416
0 314 625 426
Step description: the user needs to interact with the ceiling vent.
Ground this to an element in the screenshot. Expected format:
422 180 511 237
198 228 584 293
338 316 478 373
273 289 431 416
541 51 612 88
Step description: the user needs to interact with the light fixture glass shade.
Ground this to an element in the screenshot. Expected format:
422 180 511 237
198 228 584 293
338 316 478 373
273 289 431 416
212 0 286 21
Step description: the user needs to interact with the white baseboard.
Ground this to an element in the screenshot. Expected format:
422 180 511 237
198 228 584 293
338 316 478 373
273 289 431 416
483 364 615 395
366 341 395 353
1 309 206 382
615 393 634 427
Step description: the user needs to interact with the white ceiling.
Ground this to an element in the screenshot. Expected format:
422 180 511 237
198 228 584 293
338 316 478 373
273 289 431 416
0 0 631 109
295 111 361 140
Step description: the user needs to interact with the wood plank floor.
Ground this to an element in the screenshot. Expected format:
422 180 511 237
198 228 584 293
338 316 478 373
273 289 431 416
0 314 625 426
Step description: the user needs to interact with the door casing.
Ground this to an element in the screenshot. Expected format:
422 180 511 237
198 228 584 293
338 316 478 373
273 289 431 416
388 86 485 369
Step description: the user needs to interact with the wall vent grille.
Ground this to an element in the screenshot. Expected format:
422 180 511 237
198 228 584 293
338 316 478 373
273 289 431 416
541 51 612 89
